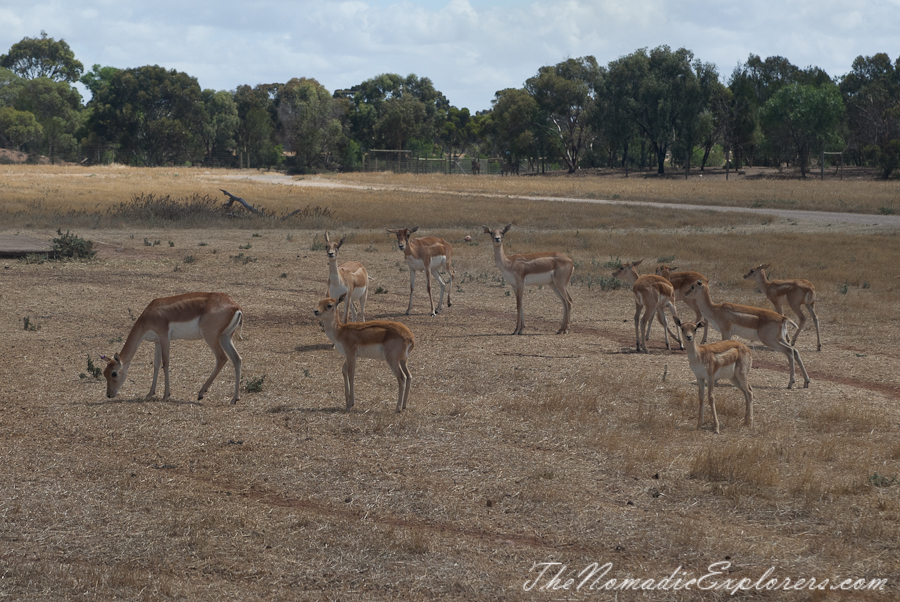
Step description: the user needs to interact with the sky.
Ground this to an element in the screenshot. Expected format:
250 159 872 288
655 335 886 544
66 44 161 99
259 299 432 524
1 0 898 112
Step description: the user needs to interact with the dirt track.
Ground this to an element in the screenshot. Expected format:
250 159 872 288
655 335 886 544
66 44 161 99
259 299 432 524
2 181 899 599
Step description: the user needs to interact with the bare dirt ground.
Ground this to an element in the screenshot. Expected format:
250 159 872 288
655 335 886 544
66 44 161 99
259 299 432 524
1 175 899 600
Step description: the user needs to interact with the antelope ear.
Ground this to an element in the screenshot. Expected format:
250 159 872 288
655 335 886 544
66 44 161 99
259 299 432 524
113 352 121 365
761 263 771 270
410 226 419 233
634 259 644 267
482 225 491 234
386 228 397 233
697 320 707 329
324 231 330 242
337 292 348 304
673 317 682 327
338 236 346 248
502 223 512 234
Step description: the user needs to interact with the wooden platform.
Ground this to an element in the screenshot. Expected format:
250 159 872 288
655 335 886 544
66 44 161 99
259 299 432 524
0 234 52 257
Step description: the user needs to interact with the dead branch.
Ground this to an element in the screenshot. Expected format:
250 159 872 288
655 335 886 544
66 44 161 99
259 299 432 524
220 189 262 214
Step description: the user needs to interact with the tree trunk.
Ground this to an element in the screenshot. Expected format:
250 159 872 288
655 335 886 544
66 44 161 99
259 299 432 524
656 146 666 175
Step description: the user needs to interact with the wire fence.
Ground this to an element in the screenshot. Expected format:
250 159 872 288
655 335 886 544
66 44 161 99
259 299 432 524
363 152 524 176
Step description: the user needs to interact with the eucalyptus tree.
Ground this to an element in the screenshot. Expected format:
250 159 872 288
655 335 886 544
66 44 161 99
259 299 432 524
0 31 83 83
525 56 601 173
839 53 900 176
233 83 280 168
199 89 239 166
14 76 83 162
759 82 845 176
489 88 541 171
87 65 205 166
344 73 446 156
276 77 344 171
608 46 705 175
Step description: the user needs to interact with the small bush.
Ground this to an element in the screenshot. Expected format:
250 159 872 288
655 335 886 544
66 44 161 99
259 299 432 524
23 316 39 331
243 374 266 393
50 229 95 260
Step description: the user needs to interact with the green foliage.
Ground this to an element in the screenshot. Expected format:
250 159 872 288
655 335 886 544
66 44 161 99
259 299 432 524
869 472 897 488
243 374 266 393
50 228 95 259
22 316 39 331
759 83 845 176
83 355 102 379
87 65 205 166
0 106 42 149
0 31 83 82
231 252 256 264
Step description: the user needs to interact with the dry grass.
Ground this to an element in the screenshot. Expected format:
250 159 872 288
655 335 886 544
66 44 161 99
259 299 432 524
1 166 899 600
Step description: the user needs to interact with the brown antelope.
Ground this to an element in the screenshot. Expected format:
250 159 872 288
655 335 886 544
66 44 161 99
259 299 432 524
483 224 574 335
675 318 753 434
314 294 415 412
685 279 810 389
324 231 368 323
743 264 821 351
656 264 709 343
102 292 243 404
611 260 682 352
386 227 454 316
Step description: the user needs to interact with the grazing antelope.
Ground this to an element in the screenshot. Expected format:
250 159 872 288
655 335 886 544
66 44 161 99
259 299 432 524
324 231 368 323
102 292 243 404
314 294 415 412
386 227 454 316
743 264 821 351
611 260 682 352
685 279 810 389
675 318 753 434
483 224 574 335
656 265 710 343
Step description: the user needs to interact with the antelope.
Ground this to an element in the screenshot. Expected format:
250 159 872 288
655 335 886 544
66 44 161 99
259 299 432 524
102 292 243 404
483 224 574 335
675 318 753 434
611 260 682 352
324 231 368 323
656 264 710 343
685 279 810 389
743 264 821 351
314 294 415 412
386 227 454 316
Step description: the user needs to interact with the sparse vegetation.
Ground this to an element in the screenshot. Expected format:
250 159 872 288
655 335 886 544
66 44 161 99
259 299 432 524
1 168 899 601
50 228 95 260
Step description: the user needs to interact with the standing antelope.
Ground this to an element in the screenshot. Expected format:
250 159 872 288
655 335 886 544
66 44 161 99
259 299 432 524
611 260 682 352
685 279 810 389
314 294 415 412
483 224 574 335
743 264 821 351
675 318 753 434
324 231 368 323
386 227 454 316
656 264 710 343
102 292 243 404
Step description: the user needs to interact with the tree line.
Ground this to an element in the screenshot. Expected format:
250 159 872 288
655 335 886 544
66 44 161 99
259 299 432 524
2 31 899 177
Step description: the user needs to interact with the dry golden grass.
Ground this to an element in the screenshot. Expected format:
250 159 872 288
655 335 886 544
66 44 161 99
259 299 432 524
1 166 899 600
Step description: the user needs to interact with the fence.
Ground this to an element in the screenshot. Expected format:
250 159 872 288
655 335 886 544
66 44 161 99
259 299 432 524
363 151 517 175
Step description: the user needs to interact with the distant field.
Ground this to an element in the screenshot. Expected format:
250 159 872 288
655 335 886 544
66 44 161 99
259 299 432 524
1 166 898 600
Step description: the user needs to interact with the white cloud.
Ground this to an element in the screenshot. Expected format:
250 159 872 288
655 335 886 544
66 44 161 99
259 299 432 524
2 0 899 110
